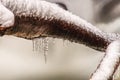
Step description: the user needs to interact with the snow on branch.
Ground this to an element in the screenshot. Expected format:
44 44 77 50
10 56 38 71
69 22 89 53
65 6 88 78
90 40 120 80
0 1 14 29
0 0 120 52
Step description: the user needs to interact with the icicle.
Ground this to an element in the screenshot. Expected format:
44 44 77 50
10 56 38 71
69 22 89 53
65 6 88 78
32 37 49 63
51 38 55 45
32 38 41 52
63 39 71 47
43 37 49 63
32 38 39 52
32 39 35 52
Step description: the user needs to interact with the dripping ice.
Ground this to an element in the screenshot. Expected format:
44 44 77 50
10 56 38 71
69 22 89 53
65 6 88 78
32 37 49 63
32 37 72 63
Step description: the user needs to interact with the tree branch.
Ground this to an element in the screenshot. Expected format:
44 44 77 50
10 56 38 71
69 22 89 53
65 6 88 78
90 40 120 80
0 0 120 51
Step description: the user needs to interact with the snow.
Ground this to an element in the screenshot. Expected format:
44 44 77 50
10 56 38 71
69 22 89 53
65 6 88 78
0 1 14 28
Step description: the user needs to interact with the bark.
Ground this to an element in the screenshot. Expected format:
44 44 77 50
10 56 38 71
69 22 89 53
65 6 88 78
0 0 120 51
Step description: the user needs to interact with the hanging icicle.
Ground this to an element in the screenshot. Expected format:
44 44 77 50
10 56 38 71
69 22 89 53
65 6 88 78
32 37 49 63
43 37 49 63
62 39 71 47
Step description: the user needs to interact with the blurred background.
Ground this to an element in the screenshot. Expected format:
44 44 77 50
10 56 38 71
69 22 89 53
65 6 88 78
0 0 120 80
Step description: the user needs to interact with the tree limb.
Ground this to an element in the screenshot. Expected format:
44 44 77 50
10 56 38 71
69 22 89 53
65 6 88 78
90 40 120 80
0 0 120 51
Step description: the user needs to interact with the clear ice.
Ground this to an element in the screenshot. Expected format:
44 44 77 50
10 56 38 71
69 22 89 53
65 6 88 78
32 37 49 63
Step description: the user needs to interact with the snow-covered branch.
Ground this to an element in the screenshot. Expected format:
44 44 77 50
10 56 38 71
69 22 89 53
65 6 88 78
90 40 120 80
0 0 120 51
1 0 120 80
